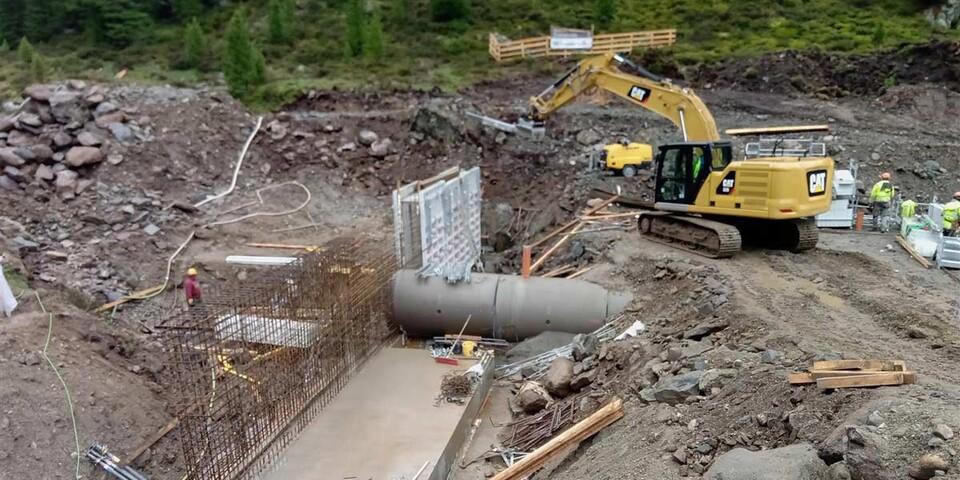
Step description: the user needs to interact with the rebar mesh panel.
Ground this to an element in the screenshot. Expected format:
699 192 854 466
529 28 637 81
164 238 398 480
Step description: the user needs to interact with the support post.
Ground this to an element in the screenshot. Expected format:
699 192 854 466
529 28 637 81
521 246 532 278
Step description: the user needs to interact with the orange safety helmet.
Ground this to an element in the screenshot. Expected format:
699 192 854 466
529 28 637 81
880 172 891 180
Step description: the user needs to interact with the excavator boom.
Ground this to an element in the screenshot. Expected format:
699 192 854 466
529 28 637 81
530 53 720 141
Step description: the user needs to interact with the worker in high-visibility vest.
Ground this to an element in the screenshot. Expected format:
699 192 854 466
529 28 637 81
900 199 917 219
869 172 895 231
943 192 960 237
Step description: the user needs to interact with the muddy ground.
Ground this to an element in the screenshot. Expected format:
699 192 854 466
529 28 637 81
1 42 960 479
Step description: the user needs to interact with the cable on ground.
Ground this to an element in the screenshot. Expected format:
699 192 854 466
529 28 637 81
35 291 82 480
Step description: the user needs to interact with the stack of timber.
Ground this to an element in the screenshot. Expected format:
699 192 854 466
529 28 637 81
788 359 917 388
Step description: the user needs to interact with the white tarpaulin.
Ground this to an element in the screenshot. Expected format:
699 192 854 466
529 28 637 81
0 264 18 317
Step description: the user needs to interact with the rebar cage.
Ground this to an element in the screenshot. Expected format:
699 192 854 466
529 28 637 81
164 238 398 480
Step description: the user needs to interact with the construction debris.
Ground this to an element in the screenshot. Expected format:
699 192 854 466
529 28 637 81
491 397 623 480
502 394 590 451
495 322 618 380
440 372 473 398
87 444 149 480
789 359 917 388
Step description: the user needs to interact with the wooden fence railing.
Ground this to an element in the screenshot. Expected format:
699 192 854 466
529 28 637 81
489 29 677 62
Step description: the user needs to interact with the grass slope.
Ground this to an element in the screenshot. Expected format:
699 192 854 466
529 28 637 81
0 0 956 108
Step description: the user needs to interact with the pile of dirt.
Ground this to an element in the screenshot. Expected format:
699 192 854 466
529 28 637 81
692 41 960 98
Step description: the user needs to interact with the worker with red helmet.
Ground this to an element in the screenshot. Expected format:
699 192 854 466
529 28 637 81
184 267 202 306
943 192 960 237
869 172 895 231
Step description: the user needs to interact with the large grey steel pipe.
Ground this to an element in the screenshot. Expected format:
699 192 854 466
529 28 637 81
392 270 632 340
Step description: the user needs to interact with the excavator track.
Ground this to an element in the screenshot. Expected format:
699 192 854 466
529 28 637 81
792 218 819 251
638 213 742 259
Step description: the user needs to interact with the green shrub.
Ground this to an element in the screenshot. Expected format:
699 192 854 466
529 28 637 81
182 18 206 70
346 0 365 56
269 0 294 44
595 0 617 29
365 14 385 60
17 37 34 65
430 0 469 22
223 11 266 99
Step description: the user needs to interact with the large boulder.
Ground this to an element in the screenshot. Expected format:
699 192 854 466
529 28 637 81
576 128 602 146
76 131 102 147
515 382 551 414
705 443 829 480
571 333 599 361
698 368 739 392
0 148 26 167
543 357 574 397
412 107 460 144
30 144 54 162
0 115 15 132
23 85 54 102
107 122 134 143
357 129 379 146
641 370 705 404
65 147 103 167
369 138 391 158
49 91 86 124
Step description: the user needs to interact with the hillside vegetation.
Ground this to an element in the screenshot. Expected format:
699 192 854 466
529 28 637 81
0 0 957 108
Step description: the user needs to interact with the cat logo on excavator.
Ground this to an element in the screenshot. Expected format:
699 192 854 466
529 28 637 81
807 170 828 196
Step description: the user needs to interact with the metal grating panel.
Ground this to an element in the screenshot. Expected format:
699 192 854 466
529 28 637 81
395 167 483 283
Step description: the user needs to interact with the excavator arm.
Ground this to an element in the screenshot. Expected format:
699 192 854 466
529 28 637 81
529 53 721 142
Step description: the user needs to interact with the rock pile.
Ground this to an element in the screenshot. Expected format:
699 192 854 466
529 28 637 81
0 82 141 198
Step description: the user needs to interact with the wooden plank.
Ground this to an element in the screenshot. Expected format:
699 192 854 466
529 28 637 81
94 284 165 313
816 372 904 389
124 402 201 464
491 398 623 480
725 125 831 136
788 372 815 385
810 370 898 379
812 360 905 372
542 264 576 278
582 212 642 220
895 235 933 269
567 266 594 279
246 243 321 251
528 195 619 249
530 223 583 274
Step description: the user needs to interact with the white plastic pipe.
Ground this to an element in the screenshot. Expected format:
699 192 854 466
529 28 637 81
225 255 298 266
194 116 264 208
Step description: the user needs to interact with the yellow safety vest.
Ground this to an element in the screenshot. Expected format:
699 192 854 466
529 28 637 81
944 200 960 229
900 200 917 218
870 181 893 203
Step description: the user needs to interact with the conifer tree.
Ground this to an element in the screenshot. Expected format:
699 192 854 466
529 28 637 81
183 17 206 69
345 0 365 57
17 37 35 66
365 13 385 61
223 12 266 98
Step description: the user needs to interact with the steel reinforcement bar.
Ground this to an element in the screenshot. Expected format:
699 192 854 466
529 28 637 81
163 237 398 480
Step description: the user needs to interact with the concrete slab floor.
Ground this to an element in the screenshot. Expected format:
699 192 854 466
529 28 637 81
262 347 475 480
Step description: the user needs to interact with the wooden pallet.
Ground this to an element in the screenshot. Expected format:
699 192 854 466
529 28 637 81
788 359 917 389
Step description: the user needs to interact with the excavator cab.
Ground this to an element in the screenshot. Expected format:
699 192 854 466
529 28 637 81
655 142 733 204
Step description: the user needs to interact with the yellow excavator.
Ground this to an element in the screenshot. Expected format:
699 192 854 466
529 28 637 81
525 53 835 257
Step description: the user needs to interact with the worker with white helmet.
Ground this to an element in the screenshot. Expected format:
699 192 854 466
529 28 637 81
943 192 960 237
869 172 895 231
184 267 202 306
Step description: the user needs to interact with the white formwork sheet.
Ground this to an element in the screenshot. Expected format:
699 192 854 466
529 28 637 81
393 167 482 283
